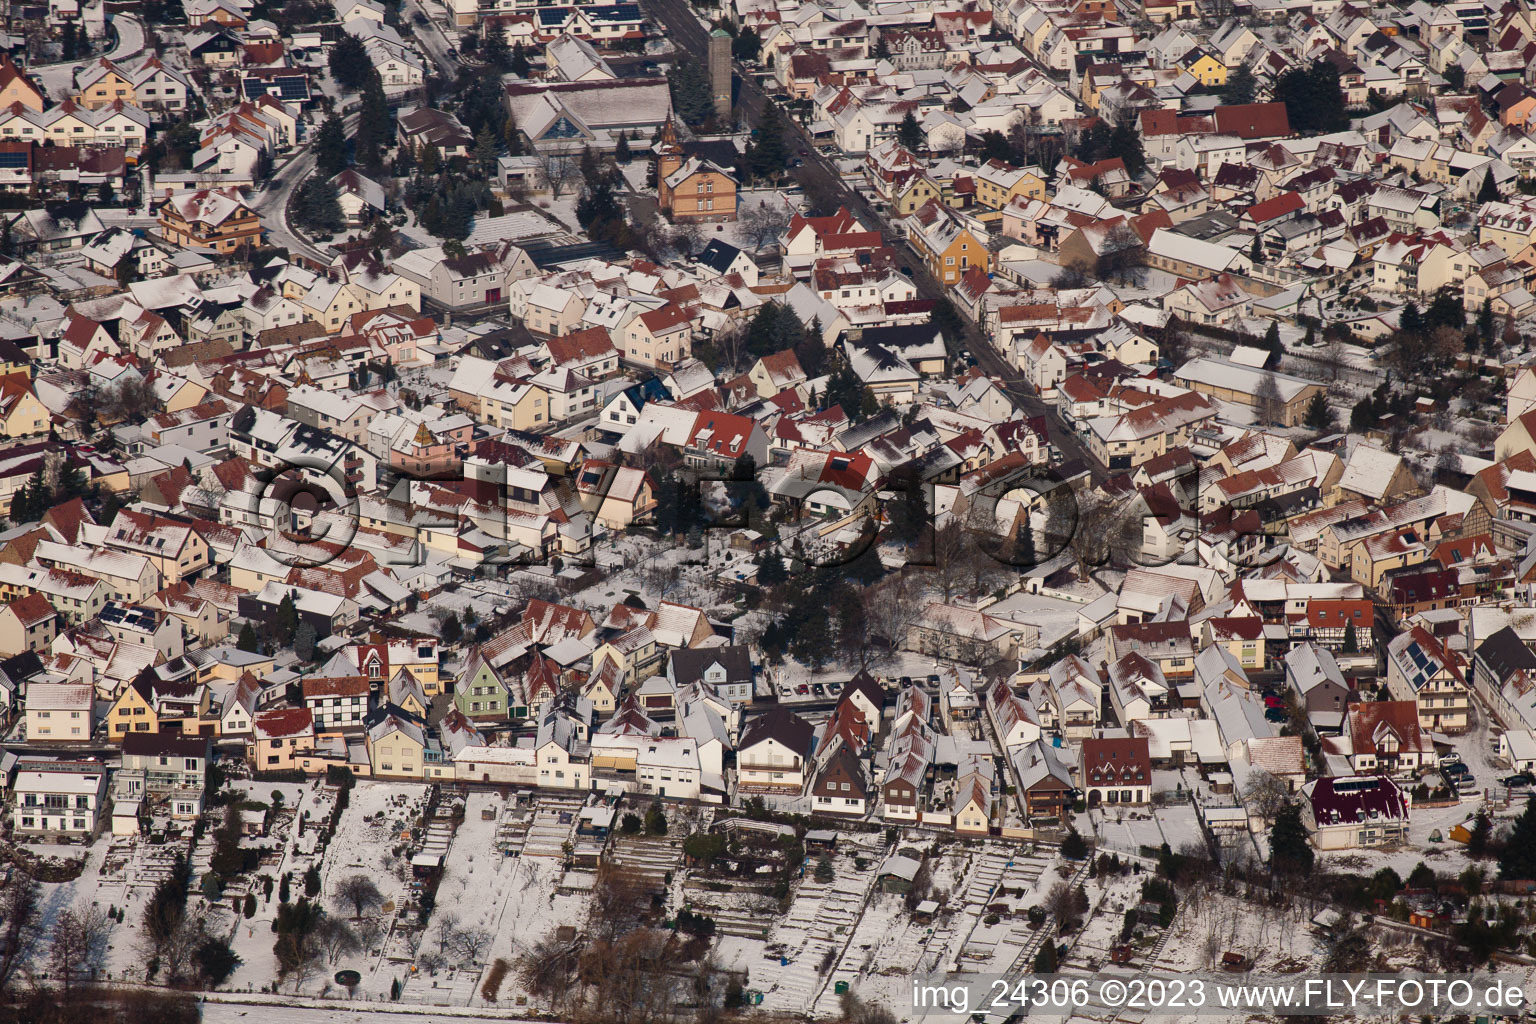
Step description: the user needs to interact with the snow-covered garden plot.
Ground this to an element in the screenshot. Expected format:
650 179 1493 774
315 782 428 911
1059 869 1153 972
481 856 589 1010
1158 892 1319 974
519 793 585 859
607 831 684 893
750 853 881 1014
1091 811 1165 860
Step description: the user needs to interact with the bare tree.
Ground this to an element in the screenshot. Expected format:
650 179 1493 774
453 928 491 965
334 875 383 919
1045 881 1076 924
865 573 926 654
542 154 583 199
956 499 1011 600
1253 372 1284 426
47 907 107 996
515 929 582 1011
0 877 39 995
740 200 793 251
160 916 203 985
931 518 968 602
1320 333 1348 383
840 987 899 1024
589 864 650 941
1241 769 1291 826
576 928 678 1024
1095 224 1145 285
317 916 360 965
357 917 384 955
1051 488 1142 579
1433 445 1461 485
435 912 460 957
106 376 160 423
671 220 706 257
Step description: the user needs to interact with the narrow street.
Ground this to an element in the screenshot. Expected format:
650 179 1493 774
252 111 361 262
644 0 1105 481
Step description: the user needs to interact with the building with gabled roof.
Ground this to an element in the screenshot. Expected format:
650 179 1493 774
739 707 814 793
1080 736 1150 806
1300 775 1408 850
1385 625 1470 734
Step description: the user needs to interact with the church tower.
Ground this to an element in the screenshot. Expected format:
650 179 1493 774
654 114 685 211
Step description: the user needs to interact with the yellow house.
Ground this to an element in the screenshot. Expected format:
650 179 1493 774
298 281 366 333
75 60 136 109
366 709 428 779
1201 618 1265 671
582 655 621 714
478 378 551 430
1180 49 1227 87
906 201 991 285
973 160 1047 213
1351 529 1427 590
108 678 214 739
251 707 316 773
0 56 44 112
590 627 659 683
892 173 945 216
159 376 211 413
0 377 48 437
387 668 431 719
196 649 276 684
954 784 990 834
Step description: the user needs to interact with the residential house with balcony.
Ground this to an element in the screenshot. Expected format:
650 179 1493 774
1385 625 1470 734
738 708 814 793
12 757 107 840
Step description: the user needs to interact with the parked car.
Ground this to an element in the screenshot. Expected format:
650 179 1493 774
1439 752 1462 766
796 684 810 695
1263 696 1285 710
1264 707 1288 723
811 683 825 697
1503 773 1534 789
828 682 842 695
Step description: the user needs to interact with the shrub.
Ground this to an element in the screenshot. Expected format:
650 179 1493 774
481 958 510 1002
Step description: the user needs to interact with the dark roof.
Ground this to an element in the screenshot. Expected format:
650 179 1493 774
685 138 741 173
811 742 867 798
460 324 536 361
669 644 752 686
1476 625 1536 682
0 649 42 685
740 707 814 755
521 239 627 269
363 702 426 730
121 732 212 758
697 239 744 274
1305 775 1408 824
843 669 887 711
850 323 942 352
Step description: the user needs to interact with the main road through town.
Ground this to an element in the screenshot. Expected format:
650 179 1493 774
642 0 1106 483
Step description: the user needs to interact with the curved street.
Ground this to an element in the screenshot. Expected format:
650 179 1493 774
252 112 361 263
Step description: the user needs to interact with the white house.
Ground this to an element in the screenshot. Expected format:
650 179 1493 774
13 757 108 840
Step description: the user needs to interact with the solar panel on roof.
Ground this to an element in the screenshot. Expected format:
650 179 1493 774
0 153 26 169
